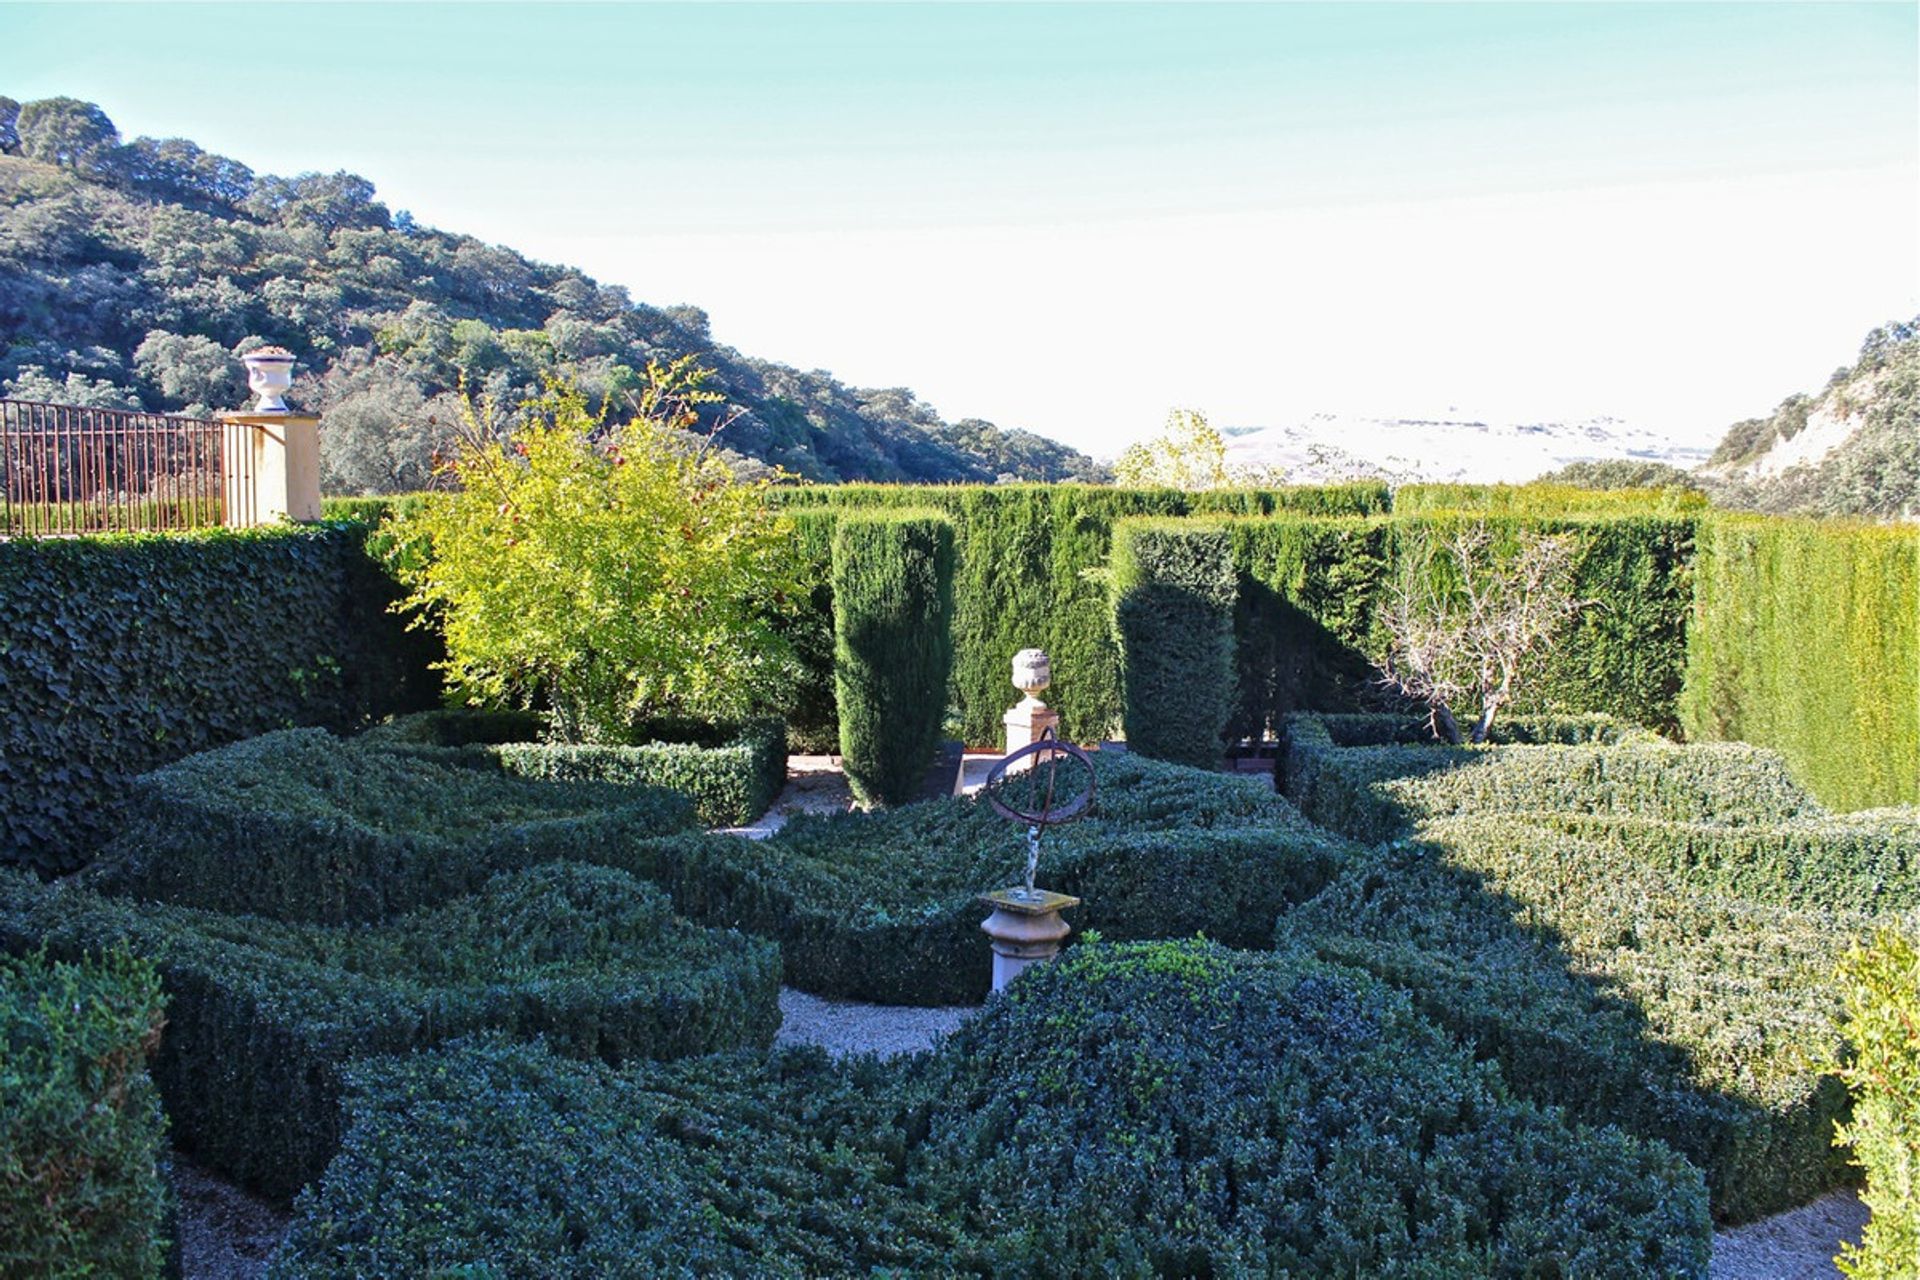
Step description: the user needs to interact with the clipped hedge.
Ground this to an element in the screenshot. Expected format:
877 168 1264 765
602 751 1347 1005
0 948 171 1278
0 523 437 873
1275 821 1862 1223
1280 713 1820 845
2 862 779 1201
277 942 1711 1278
368 709 788 827
1681 515 1920 810
1835 927 1920 1278
831 511 956 806
84 728 694 924
774 482 1391 746
1109 519 1237 767
1395 481 1710 517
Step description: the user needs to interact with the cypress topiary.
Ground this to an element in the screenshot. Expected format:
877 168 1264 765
1109 519 1238 768
831 511 956 806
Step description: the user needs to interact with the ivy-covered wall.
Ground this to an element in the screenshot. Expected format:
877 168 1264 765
1681 516 1919 810
0 524 437 872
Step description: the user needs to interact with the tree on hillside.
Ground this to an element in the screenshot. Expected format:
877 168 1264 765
1374 523 1588 744
16 97 119 172
1115 409 1281 490
1534 459 1703 492
0 97 20 155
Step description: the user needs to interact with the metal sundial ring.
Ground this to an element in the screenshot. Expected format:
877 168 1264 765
983 727 1097 826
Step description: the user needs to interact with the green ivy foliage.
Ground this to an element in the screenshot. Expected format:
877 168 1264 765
1681 515 1919 810
276 943 1711 1277
1109 519 1238 768
1834 927 1920 1279
84 728 694 924
831 511 956 806
1 862 779 1202
0 524 437 873
0 948 171 1278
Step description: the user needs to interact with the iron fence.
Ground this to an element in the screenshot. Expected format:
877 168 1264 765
0 399 256 535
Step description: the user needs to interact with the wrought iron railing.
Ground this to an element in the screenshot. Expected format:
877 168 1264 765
0 399 256 535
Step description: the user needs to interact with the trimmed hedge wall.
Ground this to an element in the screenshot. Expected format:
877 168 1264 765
84 728 694 924
1274 822 1858 1223
1109 519 1237 767
775 482 1391 746
1280 713 1821 845
1 862 779 1202
1395 481 1710 517
0 524 437 873
277 942 1711 1277
1 948 171 1278
367 709 789 827
831 511 956 806
597 751 1347 1005
1835 927 1920 1278
1681 515 1920 811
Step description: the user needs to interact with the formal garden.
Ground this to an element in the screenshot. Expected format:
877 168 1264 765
3 385 1917 1278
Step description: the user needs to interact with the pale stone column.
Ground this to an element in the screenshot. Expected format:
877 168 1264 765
221 347 321 527
1003 648 1062 759
979 888 1080 991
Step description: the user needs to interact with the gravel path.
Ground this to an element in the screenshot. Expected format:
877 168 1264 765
171 1155 289 1280
713 755 854 838
775 987 974 1058
1711 1189 1867 1279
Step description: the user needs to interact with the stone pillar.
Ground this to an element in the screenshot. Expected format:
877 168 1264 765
219 413 321 526
979 888 1080 992
221 346 321 527
1003 648 1061 760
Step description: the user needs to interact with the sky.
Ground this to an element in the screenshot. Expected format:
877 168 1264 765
3 1 1915 456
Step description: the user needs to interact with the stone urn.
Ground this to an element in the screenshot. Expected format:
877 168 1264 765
1003 648 1061 760
979 887 1080 992
241 347 297 413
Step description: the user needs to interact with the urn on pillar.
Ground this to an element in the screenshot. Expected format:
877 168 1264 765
1002 648 1061 763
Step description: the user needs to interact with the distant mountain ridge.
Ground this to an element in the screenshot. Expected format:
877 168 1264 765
1222 409 1710 485
0 94 1102 492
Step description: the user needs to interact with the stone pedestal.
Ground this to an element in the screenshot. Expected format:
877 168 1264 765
219 413 321 526
980 887 1080 992
1002 696 1062 762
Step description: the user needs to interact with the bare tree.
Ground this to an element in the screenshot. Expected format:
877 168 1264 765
1375 524 1589 744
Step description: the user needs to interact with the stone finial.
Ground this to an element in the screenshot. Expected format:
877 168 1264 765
241 347 297 413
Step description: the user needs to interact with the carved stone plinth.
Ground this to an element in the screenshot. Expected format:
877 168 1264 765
1003 647 1060 765
979 887 1080 992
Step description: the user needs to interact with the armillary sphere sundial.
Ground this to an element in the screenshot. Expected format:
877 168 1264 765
982 726 1098 897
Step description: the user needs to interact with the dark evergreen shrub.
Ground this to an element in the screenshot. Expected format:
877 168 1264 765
1109 519 1237 768
278 942 1711 1278
83 728 693 924
831 511 955 806
369 708 789 827
1 863 779 1201
0 948 171 1278
0 524 436 873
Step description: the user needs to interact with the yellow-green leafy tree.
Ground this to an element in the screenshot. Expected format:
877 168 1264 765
392 358 801 742
1114 409 1282 490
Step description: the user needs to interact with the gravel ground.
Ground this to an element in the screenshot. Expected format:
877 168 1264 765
171 1155 289 1280
713 755 854 838
775 986 974 1058
1710 1189 1868 1279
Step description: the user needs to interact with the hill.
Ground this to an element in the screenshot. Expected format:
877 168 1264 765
1700 318 1918 519
0 95 1102 491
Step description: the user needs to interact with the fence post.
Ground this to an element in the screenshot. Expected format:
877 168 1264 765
220 347 321 527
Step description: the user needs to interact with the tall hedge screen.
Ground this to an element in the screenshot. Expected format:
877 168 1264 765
1110 520 1238 767
832 511 957 806
1682 516 1919 810
0 524 436 872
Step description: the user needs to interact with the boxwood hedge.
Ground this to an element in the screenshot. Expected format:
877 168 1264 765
1 862 778 1201
1834 927 1920 1278
1109 519 1238 768
1276 819 1862 1223
1 948 172 1279
601 751 1348 1005
367 708 789 827
275 941 1711 1278
85 727 694 924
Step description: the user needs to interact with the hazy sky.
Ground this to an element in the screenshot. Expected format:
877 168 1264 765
5 2 1915 455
